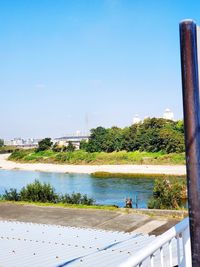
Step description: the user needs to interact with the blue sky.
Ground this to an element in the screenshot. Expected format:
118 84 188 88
0 0 199 139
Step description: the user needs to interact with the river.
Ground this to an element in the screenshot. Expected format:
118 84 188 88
0 169 155 208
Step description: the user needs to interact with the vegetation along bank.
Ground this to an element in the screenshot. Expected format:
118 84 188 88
7 118 186 165
1 179 187 211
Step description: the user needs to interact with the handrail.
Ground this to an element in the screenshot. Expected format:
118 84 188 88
118 217 191 267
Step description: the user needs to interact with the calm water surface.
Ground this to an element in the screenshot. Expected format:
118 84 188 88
0 170 155 208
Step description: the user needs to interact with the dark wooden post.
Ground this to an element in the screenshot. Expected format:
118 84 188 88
180 20 200 266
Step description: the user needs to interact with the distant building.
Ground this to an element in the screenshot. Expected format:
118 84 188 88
133 114 142 124
4 138 40 148
76 130 81 136
53 135 90 150
163 108 174 121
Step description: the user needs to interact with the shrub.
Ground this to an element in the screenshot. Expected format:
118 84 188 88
60 192 95 205
148 179 187 209
20 180 58 203
55 153 69 162
8 149 31 160
3 188 20 201
80 194 95 205
66 141 76 152
1 180 95 206
52 143 62 152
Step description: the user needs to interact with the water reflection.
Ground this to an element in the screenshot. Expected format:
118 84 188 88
0 170 155 208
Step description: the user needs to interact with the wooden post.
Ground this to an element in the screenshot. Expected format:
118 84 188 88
180 19 200 266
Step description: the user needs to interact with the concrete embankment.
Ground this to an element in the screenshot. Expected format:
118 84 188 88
0 202 181 235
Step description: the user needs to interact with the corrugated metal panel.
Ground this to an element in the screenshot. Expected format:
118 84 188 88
0 220 157 267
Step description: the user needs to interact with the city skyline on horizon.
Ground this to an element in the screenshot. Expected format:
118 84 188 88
4 107 178 140
1 0 195 140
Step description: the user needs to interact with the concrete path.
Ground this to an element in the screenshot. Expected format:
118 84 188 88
0 203 179 235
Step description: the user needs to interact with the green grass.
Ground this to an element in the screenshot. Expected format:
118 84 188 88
0 200 119 211
91 171 186 179
9 149 186 165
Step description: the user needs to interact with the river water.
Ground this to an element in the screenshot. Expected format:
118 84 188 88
0 170 155 208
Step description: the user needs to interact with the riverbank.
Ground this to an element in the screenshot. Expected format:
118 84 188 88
9 149 186 165
0 154 186 175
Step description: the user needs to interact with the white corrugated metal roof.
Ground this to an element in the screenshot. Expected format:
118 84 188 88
0 220 179 267
0 220 156 267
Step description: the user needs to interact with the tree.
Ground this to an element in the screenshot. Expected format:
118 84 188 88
135 118 185 153
86 127 109 152
0 139 4 147
80 119 185 153
107 127 124 152
175 120 184 133
66 141 76 152
130 118 164 152
36 138 52 152
159 128 185 153
80 140 88 150
121 125 139 151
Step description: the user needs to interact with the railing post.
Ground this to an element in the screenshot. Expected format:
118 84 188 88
182 226 192 267
180 19 200 266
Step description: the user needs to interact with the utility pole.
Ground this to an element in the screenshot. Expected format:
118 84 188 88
85 113 89 135
180 19 200 266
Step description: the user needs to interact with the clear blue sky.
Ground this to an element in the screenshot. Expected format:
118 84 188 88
0 0 199 139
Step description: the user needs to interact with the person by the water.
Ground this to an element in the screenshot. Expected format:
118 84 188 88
125 198 132 208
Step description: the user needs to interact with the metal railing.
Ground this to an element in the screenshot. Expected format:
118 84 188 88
118 217 191 267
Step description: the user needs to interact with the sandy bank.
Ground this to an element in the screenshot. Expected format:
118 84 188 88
0 154 186 175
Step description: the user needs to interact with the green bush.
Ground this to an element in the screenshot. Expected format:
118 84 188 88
60 193 95 205
9 149 186 165
9 149 32 160
148 179 187 209
55 153 69 162
20 180 58 203
2 180 95 205
65 141 76 152
52 143 62 152
3 189 20 201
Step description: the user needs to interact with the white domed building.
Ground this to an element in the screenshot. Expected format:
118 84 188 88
133 114 142 124
163 108 174 121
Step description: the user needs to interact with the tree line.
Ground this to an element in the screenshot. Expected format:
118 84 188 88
81 118 185 154
3 118 185 155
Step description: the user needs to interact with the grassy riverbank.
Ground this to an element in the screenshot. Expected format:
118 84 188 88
9 149 185 165
91 172 186 179
0 180 119 210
